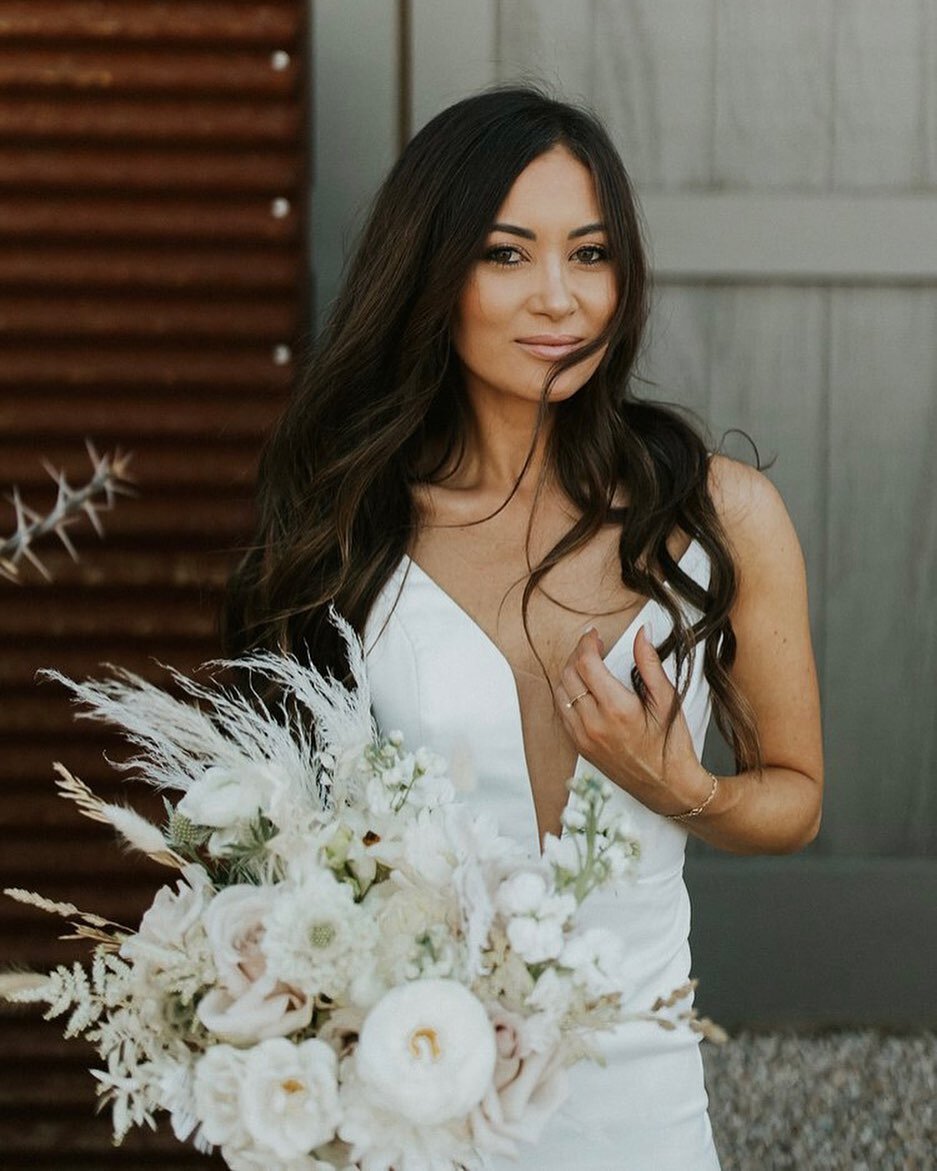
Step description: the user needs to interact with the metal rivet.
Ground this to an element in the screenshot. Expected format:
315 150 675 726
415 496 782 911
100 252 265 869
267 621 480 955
270 50 291 71
270 197 291 219
273 344 292 366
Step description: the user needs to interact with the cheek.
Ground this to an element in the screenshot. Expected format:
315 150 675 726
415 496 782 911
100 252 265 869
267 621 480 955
453 275 515 357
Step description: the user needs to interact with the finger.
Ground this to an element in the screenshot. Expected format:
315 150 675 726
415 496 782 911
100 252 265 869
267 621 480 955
631 624 675 714
571 629 639 711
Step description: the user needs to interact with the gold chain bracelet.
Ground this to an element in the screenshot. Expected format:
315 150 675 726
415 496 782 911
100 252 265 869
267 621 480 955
663 771 719 821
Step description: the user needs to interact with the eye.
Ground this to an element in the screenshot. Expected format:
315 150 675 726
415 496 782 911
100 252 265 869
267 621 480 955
574 244 609 265
483 245 524 267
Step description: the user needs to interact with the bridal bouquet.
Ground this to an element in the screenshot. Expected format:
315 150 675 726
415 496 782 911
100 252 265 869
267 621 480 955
3 610 721 1171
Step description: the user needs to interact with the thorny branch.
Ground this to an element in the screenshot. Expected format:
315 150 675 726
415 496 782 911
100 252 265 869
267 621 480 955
0 439 135 582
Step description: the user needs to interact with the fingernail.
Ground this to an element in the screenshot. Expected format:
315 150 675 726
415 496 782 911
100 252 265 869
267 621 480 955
642 622 653 642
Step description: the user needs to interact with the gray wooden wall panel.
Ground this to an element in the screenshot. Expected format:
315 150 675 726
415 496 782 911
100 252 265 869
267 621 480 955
593 0 714 189
826 289 937 855
714 0 834 189
410 0 497 134
497 0 595 103
833 0 923 189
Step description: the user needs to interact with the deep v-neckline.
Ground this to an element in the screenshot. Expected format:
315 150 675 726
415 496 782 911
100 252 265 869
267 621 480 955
400 539 700 844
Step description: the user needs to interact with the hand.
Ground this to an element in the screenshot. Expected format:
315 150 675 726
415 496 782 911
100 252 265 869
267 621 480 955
554 625 709 817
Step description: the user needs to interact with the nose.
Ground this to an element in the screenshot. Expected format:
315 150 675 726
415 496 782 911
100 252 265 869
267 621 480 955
529 256 576 317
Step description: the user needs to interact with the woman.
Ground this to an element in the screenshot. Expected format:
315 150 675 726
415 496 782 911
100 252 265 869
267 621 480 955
224 84 823 1170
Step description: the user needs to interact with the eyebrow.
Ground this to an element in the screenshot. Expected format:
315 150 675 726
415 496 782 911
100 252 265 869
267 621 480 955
489 221 606 240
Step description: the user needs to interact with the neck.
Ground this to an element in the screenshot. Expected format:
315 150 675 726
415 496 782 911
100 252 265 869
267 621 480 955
445 388 556 496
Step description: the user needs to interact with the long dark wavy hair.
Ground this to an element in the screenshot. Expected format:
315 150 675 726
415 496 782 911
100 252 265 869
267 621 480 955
223 82 764 775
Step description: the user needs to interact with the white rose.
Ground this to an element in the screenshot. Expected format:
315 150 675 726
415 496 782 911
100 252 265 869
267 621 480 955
119 863 213 973
470 1045 569 1158
177 762 280 833
204 884 275 992
197 885 313 1043
193 1044 249 1147
241 1037 341 1159
352 979 497 1126
197 975 313 1044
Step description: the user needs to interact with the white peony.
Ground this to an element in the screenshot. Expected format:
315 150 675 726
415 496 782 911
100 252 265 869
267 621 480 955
193 1043 249 1147
240 1037 341 1158
352 979 497 1126
262 870 378 1001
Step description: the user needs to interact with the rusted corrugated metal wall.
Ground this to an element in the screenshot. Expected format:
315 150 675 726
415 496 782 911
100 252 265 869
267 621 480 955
0 3 309 1163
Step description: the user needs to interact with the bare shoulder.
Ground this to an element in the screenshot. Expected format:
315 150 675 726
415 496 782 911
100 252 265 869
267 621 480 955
705 453 805 593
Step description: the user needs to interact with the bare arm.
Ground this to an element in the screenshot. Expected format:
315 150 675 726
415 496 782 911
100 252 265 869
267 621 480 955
555 453 824 856
676 454 824 854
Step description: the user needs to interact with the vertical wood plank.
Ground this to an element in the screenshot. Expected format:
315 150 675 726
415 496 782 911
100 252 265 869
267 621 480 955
593 0 715 191
705 287 828 592
639 285 713 424
410 0 498 135
925 0 937 185
833 0 923 188
826 288 937 854
311 0 400 332
714 0 834 189
496 0 596 103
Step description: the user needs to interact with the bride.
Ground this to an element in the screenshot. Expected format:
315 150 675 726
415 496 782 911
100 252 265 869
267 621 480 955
223 83 823 1170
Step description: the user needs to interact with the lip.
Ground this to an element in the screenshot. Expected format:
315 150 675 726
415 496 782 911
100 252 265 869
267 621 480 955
516 335 585 361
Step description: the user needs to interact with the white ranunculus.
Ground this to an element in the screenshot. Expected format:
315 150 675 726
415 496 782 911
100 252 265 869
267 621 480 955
352 978 497 1126
240 1037 341 1159
193 1044 249 1147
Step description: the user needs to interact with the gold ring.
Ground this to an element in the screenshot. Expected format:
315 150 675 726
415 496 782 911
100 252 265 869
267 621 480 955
565 689 590 710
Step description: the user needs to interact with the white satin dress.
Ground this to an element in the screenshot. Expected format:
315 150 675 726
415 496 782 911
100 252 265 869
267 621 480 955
363 538 722 1170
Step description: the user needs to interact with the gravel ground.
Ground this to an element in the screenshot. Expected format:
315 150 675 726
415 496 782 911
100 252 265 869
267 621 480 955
701 1029 936 1170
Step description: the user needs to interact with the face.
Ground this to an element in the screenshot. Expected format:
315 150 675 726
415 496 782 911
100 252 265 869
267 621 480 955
451 145 617 408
